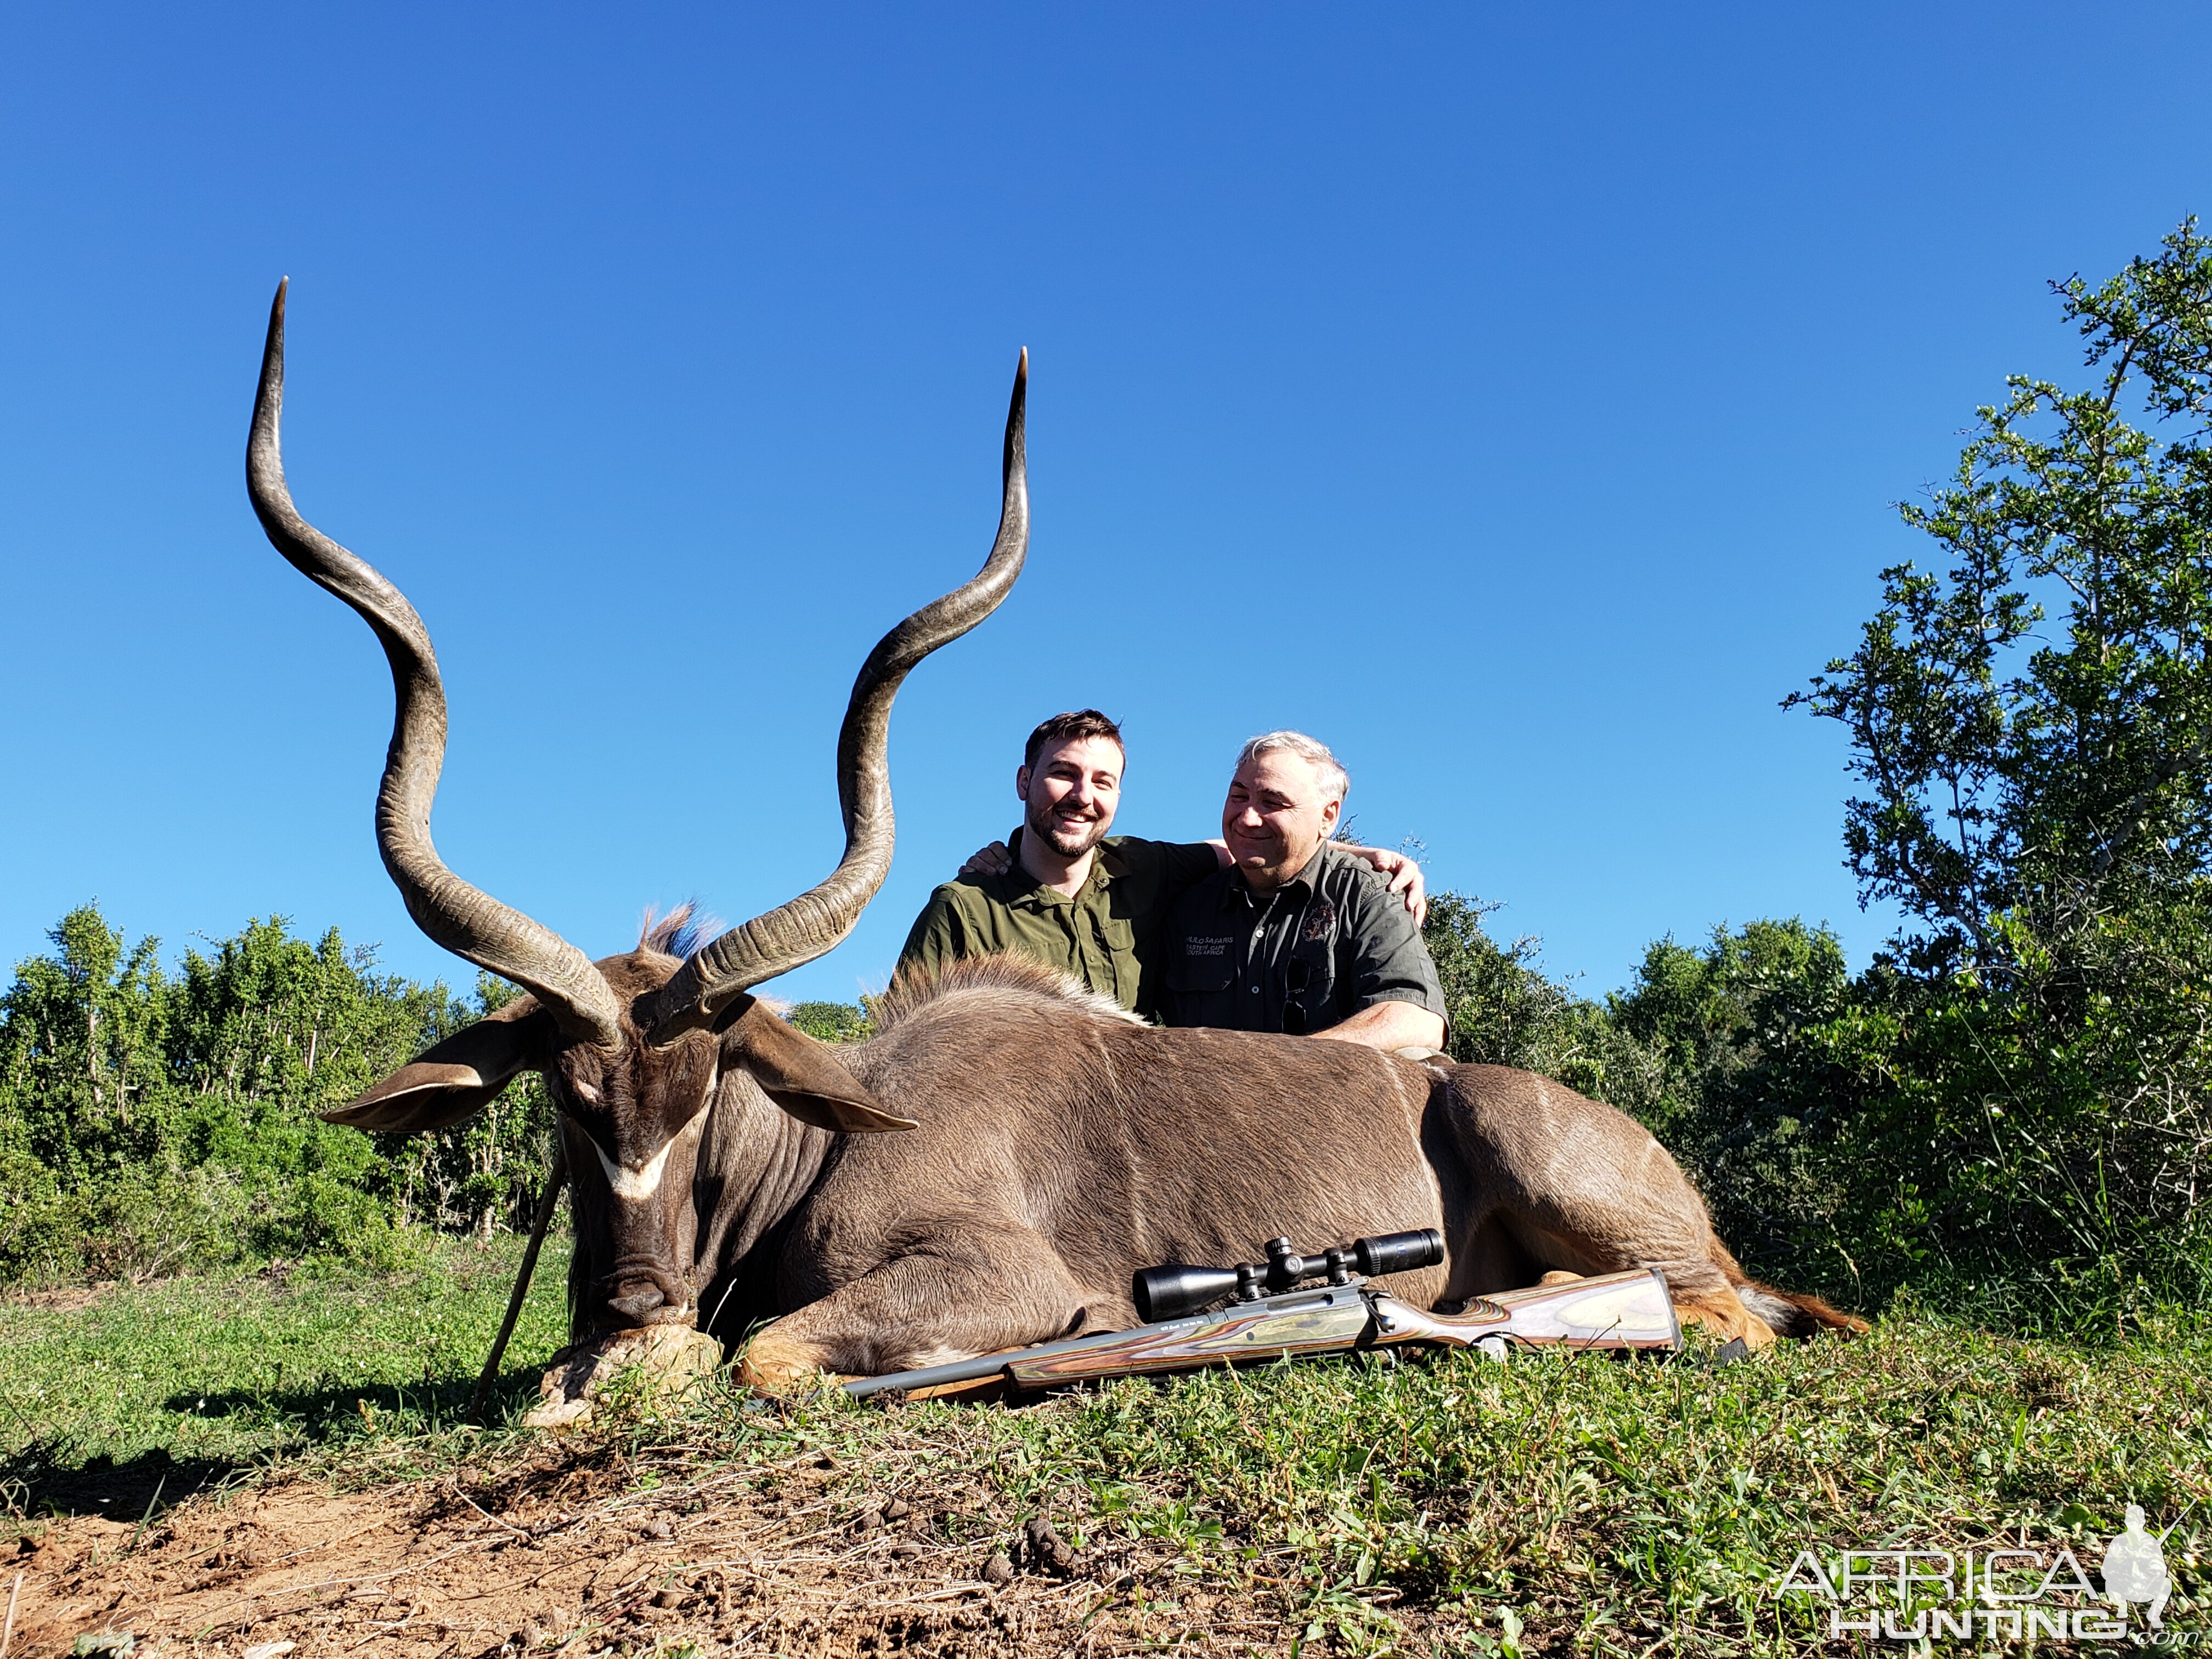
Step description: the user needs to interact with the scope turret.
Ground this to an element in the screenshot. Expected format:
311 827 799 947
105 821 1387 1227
1132 1227 1444 1322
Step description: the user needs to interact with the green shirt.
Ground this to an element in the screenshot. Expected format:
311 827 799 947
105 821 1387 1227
896 833 1223 1020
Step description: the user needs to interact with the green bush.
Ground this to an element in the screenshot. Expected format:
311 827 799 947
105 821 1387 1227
0 905 558 1284
787 1000 874 1043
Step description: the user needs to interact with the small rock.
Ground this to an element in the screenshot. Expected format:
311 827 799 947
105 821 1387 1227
72 1638 136 1658
889 1541 923 1559
651 1589 682 1609
854 1506 883 1532
1023 1515 1075 1574
980 1552 1015 1586
884 1497 912 1520
643 1518 674 1542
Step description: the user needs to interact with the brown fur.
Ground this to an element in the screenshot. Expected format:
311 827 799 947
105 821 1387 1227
369 951 1860 1384
359 950 1861 1380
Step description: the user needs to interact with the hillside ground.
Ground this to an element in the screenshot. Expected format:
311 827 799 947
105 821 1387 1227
4 1238 2208 1656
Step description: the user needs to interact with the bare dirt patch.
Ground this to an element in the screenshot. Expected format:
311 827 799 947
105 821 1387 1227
4 1283 120 1315
7 1443 1313 1657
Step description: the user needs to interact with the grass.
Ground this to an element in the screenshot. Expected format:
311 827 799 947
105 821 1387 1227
8 1245 2212 1653
730 1305 2212 1651
0 1227 572 1513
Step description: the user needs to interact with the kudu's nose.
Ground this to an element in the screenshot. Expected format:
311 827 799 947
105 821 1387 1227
608 1285 667 1322
601 1256 693 1327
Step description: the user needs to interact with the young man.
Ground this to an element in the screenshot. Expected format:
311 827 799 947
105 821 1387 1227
1160 731 1448 1053
896 710 1424 1022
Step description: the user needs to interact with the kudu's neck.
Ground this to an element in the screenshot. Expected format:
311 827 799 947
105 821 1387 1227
689 1070 840 1333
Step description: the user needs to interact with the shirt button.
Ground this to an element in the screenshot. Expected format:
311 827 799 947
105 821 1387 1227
1250 986 1261 995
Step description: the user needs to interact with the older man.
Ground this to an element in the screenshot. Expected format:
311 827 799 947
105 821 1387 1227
1161 731 1447 1053
898 710 1424 1021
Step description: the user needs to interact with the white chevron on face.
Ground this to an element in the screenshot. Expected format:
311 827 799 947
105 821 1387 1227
592 1091 714 1202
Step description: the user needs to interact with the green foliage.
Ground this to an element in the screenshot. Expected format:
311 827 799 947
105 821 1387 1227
1422 894 1661 1114
1782 221 2212 1320
1791 219 2212 963
785 1000 873 1043
1423 900 1882 1311
1609 921 1867 1301
0 905 559 1284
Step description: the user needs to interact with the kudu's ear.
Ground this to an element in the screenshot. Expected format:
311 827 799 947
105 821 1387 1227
722 1000 917 1134
323 998 556 1132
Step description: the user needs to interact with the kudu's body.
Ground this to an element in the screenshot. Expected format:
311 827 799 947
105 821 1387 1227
243 283 1857 1395
584 951 1850 1381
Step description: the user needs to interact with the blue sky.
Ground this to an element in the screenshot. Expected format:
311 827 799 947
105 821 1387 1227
5 5 2210 1007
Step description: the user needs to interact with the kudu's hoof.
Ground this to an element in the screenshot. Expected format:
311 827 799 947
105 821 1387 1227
735 1328 845 1396
522 1324 725 1430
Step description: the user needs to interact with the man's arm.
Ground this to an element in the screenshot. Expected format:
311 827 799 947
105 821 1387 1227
957 833 1426 920
1311 997 1445 1053
1331 844 1426 926
1311 862 1450 1053
958 830 1027 879
1194 839 1427 922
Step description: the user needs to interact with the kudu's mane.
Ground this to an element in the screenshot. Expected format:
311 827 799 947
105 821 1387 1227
872 953 1145 1034
636 902 720 963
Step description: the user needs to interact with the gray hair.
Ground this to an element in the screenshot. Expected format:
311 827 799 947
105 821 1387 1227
1234 730 1350 807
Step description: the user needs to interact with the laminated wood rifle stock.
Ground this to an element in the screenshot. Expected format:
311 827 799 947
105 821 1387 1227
1006 1267 1680 1387
843 1230 1680 1401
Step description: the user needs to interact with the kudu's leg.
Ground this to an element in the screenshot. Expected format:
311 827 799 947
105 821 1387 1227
1427 1065 1782 1348
739 1222 1102 1390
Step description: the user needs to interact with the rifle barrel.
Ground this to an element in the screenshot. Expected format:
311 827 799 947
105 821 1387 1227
841 1315 1205 1398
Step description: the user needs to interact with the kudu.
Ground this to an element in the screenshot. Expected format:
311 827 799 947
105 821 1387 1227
246 282 1858 1394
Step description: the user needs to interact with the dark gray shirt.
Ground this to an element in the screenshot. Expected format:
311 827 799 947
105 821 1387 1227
1160 843 1448 1037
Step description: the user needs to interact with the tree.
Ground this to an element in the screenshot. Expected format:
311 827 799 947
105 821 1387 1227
1791 219 2212 968
0 906 170 1181
1788 222 2212 1310
0 906 561 1282
1421 895 1661 1117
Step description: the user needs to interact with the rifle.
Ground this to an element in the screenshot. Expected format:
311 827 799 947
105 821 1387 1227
843 1228 1680 1401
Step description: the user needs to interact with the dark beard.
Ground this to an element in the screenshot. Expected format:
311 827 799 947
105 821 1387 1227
1026 798 1110 860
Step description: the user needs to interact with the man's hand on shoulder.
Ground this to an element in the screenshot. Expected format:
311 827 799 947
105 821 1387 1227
1339 844 1427 927
959 840 1016 879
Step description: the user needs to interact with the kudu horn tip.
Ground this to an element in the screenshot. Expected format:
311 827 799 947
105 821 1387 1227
259 280 290 376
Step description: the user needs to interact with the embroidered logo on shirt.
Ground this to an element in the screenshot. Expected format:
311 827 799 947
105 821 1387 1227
1183 935 1235 958
1303 899 1336 943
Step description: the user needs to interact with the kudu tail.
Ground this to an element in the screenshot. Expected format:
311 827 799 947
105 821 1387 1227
1731 1278 1870 1338
1709 1237 1869 1338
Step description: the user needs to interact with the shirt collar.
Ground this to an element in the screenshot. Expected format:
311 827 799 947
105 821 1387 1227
1223 842 1329 909
1002 827 1116 907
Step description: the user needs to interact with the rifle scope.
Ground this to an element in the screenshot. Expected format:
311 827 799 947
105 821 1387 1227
1132 1227 1444 1323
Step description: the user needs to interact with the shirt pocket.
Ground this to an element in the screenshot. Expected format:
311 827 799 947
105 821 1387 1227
1165 945 1238 1029
1097 912 1138 962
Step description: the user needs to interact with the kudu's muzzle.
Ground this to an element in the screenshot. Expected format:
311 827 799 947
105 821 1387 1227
600 1254 696 1327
